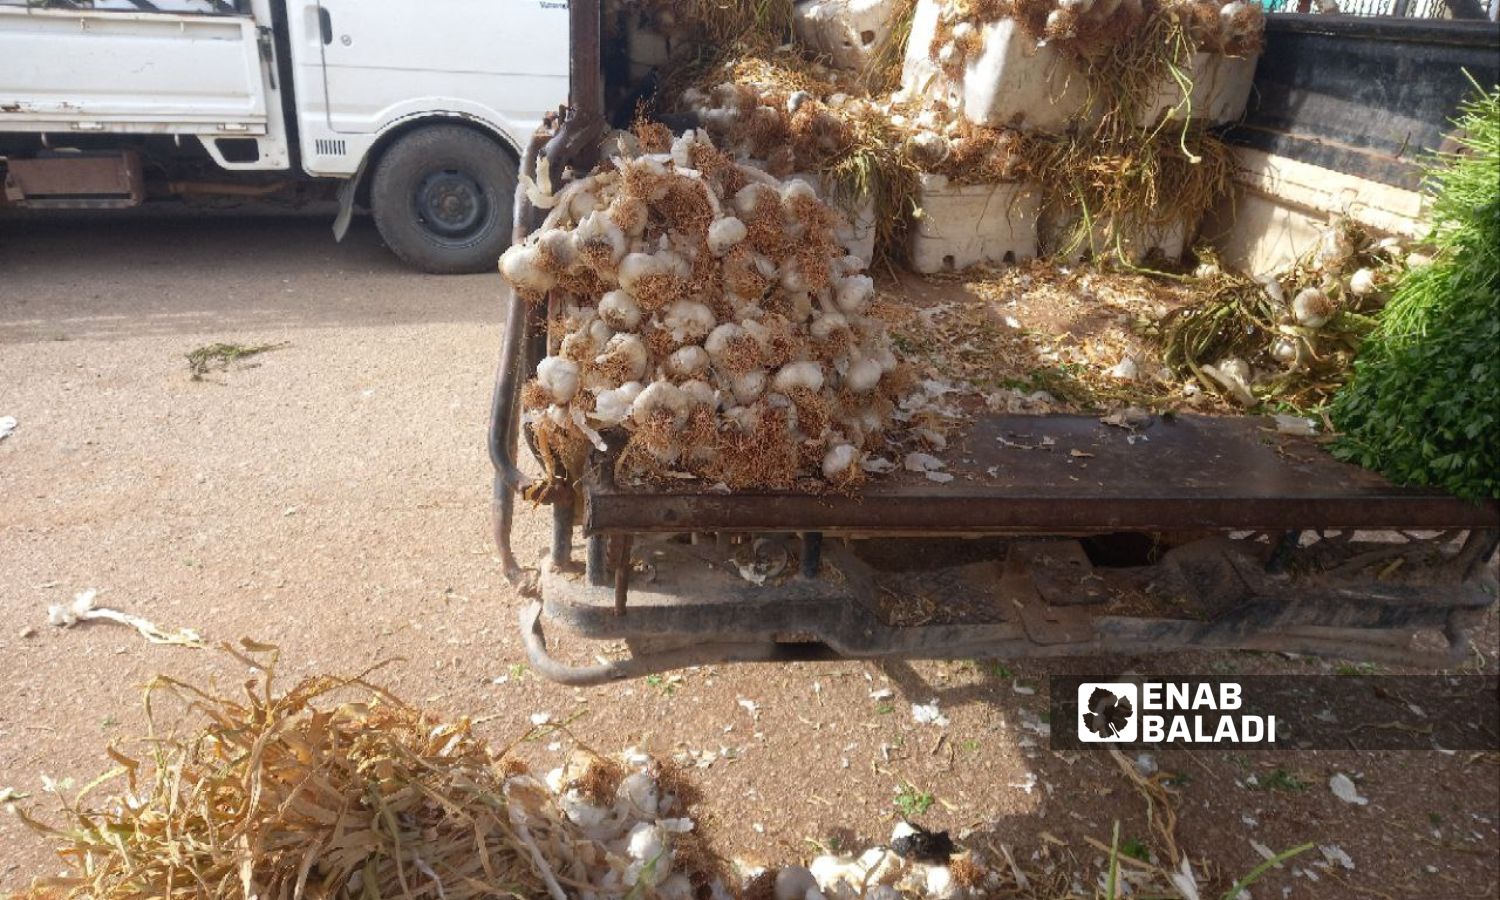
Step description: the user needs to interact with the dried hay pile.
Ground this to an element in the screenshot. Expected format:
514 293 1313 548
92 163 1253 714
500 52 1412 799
13 644 734 900
500 126 920 492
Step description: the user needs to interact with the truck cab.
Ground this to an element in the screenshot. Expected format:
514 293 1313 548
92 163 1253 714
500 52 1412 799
0 0 570 272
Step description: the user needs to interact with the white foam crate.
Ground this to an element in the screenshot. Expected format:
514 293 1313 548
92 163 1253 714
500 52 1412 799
910 174 1041 273
1139 53 1259 126
790 172 878 265
794 0 901 72
898 0 945 99
901 2 1093 132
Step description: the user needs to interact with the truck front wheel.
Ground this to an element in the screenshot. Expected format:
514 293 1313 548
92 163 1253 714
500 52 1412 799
370 125 516 275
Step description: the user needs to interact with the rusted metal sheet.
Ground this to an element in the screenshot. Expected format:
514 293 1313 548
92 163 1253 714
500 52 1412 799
4 151 144 209
585 415 1500 534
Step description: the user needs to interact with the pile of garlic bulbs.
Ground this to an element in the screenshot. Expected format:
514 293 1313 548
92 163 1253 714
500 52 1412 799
925 0 1263 73
506 748 735 900
680 81 860 179
1165 0 1266 56
889 99 1033 183
751 824 994 899
927 0 1148 75
500 127 911 490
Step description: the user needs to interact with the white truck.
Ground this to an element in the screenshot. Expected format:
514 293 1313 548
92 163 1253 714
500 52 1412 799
0 0 570 273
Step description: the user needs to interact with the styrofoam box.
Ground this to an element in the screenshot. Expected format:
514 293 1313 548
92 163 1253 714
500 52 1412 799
898 0 945 101
794 0 900 72
791 172 878 266
1139 53 1259 127
910 174 1041 274
901 1 1093 132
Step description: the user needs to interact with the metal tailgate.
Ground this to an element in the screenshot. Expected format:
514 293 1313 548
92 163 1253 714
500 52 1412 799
0 6 269 135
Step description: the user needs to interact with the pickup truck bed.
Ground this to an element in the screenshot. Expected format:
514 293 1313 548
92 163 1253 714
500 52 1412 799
515 414 1498 684
584 414 1497 536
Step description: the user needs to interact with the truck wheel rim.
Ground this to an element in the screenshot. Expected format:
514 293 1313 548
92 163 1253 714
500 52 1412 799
415 169 487 239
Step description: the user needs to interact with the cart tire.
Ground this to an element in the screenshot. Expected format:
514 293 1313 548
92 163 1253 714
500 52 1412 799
370 125 516 275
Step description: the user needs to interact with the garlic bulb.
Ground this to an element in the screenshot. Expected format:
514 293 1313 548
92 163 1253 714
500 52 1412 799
572 209 627 266
822 444 860 479
773 361 825 394
707 217 748 256
536 356 580 404
597 333 649 382
499 244 556 294
833 275 875 315
664 300 717 344
668 345 710 378
1270 337 1300 365
1348 267 1377 296
593 381 644 425
844 356 884 393
731 370 768 404
599 289 642 331
631 381 689 427
1292 287 1334 328
774 867 821 900
679 379 718 410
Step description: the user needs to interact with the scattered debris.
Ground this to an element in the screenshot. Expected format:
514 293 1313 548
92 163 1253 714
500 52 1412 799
1320 844 1356 871
911 700 950 727
46 589 203 647
186 341 287 380
0 415 16 441
0 786 28 805
1273 414 1319 436
1328 773 1368 806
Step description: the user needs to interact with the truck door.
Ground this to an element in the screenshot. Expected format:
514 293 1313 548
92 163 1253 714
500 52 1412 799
289 0 567 176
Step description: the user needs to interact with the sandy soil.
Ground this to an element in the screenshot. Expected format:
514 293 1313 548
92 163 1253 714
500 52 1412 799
0 208 1496 897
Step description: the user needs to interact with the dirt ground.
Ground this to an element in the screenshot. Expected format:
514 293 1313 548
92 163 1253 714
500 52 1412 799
1 208 1496 898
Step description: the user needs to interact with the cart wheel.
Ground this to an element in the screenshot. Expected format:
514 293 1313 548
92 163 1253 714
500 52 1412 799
371 125 516 275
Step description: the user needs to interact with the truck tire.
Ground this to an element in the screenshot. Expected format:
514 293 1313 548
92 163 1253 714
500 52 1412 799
370 125 516 275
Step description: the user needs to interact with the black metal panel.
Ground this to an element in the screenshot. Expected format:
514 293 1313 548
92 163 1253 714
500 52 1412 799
1230 15 1500 190
584 415 1500 535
